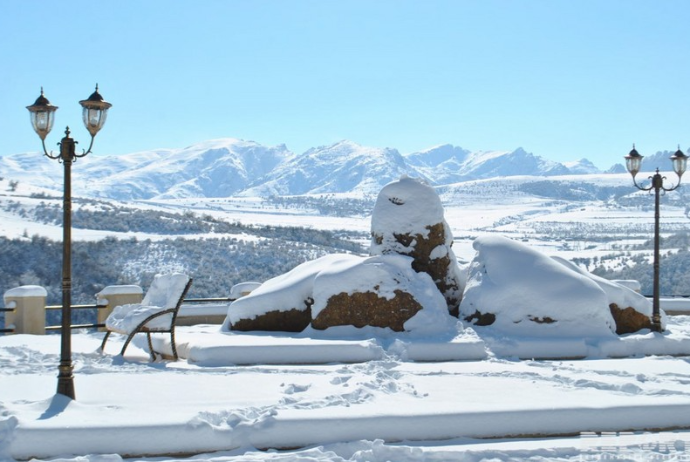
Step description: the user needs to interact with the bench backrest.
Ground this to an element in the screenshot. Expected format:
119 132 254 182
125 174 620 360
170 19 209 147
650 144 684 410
142 273 192 309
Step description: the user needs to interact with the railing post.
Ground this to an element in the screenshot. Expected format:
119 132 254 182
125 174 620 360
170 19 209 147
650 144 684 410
95 285 143 331
3 285 47 335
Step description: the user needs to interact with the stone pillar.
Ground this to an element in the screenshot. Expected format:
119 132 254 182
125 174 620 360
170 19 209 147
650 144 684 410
96 285 143 331
3 285 48 335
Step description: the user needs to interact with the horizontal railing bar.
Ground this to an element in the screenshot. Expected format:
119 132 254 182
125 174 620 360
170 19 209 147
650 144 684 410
0 328 15 333
0 308 14 313
183 297 235 303
45 323 105 331
46 304 102 311
644 295 690 298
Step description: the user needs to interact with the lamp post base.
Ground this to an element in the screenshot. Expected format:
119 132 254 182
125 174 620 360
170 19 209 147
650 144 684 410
57 363 75 399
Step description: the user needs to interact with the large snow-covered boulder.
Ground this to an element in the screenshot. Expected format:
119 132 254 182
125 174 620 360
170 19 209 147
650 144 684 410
224 254 360 332
370 177 465 316
311 254 456 334
552 256 660 334
459 235 617 337
223 252 458 335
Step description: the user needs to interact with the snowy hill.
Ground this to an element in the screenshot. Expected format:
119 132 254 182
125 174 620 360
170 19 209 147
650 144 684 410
0 138 651 199
0 139 290 201
241 140 427 196
563 158 601 174
81 139 291 200
406 145 575 184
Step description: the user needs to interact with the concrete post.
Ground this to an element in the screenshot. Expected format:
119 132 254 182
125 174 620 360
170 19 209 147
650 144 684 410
3 285 48 335
96 285 143 331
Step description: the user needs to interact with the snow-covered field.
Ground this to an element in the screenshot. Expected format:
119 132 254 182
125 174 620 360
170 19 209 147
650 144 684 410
3 321 690 461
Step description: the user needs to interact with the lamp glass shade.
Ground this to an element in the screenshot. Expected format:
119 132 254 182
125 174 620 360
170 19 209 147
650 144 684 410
79 86 112 137
26 90 58 140
671 149 688 178
625 147 643 177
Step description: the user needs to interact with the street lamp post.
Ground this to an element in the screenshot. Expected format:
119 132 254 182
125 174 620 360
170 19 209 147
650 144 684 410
26 86 112 399
624 145 688 333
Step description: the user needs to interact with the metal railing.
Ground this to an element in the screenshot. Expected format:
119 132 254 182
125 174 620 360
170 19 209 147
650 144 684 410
183 297 235 304
0 307 14 333
0 296 236 335
45 304 105 331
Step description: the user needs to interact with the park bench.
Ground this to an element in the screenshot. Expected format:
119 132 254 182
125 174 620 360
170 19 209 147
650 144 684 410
100 273 193 360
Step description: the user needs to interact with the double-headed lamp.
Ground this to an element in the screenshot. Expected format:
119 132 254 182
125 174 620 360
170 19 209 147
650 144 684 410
27 85 112 141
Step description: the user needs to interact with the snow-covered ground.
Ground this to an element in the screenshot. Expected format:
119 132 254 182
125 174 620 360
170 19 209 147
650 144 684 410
3 319 690 461
3 175 690 461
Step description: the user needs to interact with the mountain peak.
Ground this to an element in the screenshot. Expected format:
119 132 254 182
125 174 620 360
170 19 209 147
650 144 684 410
563 158 601 175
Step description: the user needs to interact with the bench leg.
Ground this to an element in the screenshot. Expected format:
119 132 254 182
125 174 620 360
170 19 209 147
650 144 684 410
120 331 137 357
100 331 112 352
170 329 178 361
146 332 157 361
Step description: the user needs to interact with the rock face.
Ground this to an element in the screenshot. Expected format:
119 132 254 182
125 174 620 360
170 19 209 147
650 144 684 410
312 290 422 331
459 235 617 338
370 177 464 316
230 306 312 332
609 304 653 335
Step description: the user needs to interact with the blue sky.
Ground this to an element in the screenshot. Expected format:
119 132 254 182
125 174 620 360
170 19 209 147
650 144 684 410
1 1 688 169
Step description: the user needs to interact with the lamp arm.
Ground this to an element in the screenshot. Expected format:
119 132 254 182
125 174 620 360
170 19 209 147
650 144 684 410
631 175 654 192
75 135 95 158
41 138 60 160
661 174 683 192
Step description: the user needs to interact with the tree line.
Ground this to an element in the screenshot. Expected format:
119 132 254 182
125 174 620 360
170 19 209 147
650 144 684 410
0 231 365 327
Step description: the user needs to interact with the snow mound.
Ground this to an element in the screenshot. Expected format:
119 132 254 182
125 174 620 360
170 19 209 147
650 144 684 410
552 256 659 325
460 235 617 337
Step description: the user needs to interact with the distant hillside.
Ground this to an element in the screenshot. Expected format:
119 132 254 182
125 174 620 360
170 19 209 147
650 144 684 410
1 138 620 200
0 208 366 307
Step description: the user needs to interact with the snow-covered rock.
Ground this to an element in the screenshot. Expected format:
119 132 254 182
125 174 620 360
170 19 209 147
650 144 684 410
311 254 456 334
225 251 457 335
459 235 617 338
371 177 464 315
553 256 659 333
224 254 358 332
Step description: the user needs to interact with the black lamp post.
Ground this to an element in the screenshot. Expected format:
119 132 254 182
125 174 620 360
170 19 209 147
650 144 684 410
27 86 112 399
624 145 688 333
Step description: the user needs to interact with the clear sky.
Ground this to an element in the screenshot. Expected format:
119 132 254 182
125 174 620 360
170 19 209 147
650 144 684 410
1 0 689 169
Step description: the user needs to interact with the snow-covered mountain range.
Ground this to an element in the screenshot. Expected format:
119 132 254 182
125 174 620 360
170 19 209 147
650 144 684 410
0 138 678 200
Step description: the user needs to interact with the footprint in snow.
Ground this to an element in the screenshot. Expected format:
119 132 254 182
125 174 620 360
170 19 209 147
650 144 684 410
330 376 352 386
283 383 311 394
